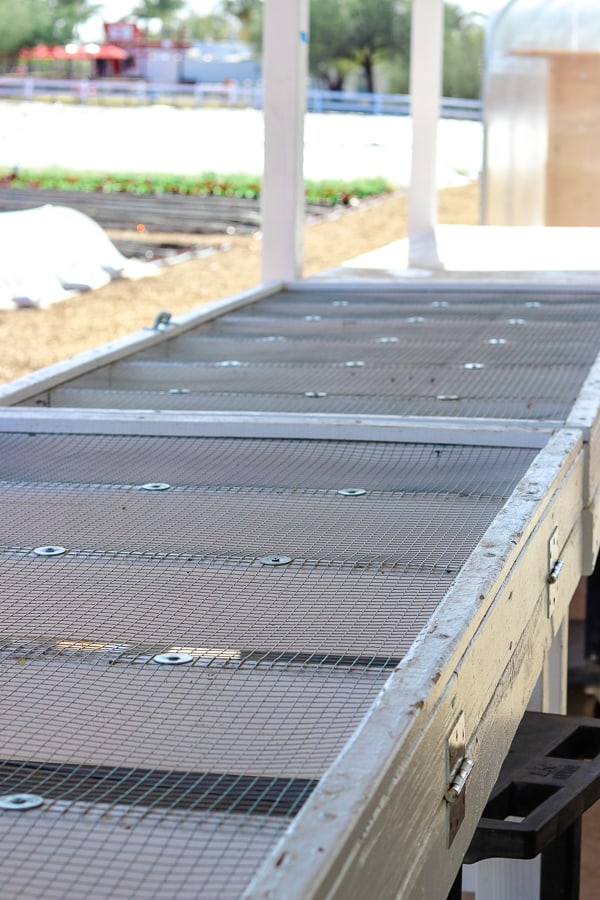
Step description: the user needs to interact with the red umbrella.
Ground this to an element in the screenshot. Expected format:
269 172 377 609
19 45 69 60
20 43 129 62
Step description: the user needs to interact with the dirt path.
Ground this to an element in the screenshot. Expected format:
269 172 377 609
0 182 479 385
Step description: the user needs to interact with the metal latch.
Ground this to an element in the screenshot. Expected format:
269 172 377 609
146 310 173 331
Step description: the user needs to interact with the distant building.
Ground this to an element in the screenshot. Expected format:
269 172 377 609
104 21 191 82
104 22 260 85
181 41 260 85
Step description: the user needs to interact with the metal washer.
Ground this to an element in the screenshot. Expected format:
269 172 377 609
153 652 194 665
0 793 44 811
33 546 66 557
259 555 293 566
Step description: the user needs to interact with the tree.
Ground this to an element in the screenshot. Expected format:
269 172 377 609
0 0 39 57
309 0 353 90
37 0 101 45
213 0 484 98
184 13 233 41
443 5 484 99
0 0 100 69
132 0 187 31
345 0 411 93
219 0 261 40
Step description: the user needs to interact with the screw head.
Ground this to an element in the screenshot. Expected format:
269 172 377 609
508 318 526 325
216 360 243 367
344 360 365 367
33 546 66 557
377 336 399 343
332 300 349 307
487 338 507 345
304 315 322 322
141 483 170 491
258 555 293 566
168 388 190 394
0 793 44 811
525 301 541 308
406 316 425 324
463 362 484 370
153 652 194 665
437 394 460 401
304 391 327 398
431 300 448 307
337 488 367 497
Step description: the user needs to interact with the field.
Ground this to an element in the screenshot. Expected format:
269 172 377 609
0 181 479 384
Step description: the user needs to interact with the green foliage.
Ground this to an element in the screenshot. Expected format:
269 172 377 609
184 13 233 42
0 0 39 56
346 0 411 92
304 175 391 205
309 0 354 91
443 5 484 99
218 0 262 41
0 0 100 62
132 0 186 27
0 167 394 206
43 0 101 44
240 0 479 98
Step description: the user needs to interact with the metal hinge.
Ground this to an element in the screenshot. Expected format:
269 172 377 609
547 527 563 615
446 757 474 803
446 713 474 846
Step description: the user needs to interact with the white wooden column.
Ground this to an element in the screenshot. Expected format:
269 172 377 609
261 0 309 283
408 0 444 269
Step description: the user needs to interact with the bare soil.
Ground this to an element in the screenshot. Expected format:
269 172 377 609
0 182 479 385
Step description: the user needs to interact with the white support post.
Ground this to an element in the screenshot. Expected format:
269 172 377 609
261 0 309 283
408 0 444 269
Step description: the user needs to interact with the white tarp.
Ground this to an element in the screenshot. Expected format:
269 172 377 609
0 205 157 309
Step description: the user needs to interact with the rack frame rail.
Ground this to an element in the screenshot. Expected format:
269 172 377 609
0 279 599 899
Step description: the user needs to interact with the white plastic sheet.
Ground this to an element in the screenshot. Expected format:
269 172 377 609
0 204 157 309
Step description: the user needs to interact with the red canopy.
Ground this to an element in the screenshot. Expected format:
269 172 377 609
20 43 129 62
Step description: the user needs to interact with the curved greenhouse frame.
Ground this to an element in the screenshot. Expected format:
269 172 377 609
483 0 600 226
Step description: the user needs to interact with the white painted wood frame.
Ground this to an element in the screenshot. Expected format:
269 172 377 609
408 0 445 269
261 0 309 282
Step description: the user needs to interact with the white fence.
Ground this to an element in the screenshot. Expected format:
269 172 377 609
0 76 482 119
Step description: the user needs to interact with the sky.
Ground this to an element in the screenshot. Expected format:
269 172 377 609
80 0 496 41
94 0 495 26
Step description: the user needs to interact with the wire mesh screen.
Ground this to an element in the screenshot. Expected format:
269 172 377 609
22 287 600 421
0 432 535 898
23 387 569 420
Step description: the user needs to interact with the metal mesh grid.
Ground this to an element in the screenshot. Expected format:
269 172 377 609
6 286 595 895
249 291 600 320
0 433 534 897
1 487 507 564
66 359 587 401
201 313 600 342
0 556 449 656
0 434 535 496
26 385 572 420
21 286 599 421
0 651 387 776
0 809 286 900
136 331 600 367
